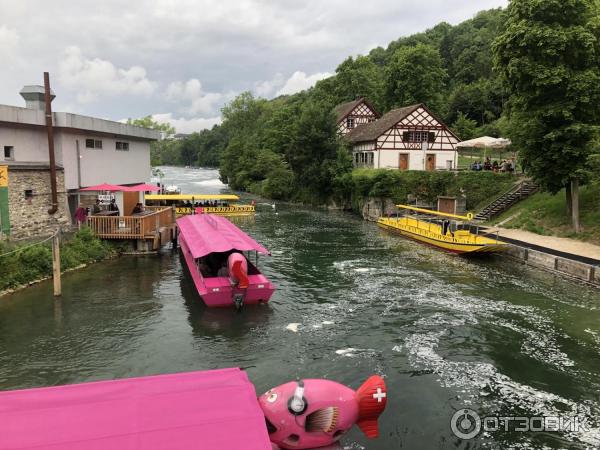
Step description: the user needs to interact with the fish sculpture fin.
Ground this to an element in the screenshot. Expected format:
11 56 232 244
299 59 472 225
305 407 339 433
355 375 387 439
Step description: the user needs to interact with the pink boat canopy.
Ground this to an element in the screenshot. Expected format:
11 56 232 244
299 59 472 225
177 214 271 259
0 368 271 450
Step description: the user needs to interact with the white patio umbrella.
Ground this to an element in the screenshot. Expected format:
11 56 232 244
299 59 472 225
456 136 512 161
456 136 511 149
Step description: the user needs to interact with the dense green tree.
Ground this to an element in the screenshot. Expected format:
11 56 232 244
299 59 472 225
384 43 447 113
451 113 478 140
331 56 385 111
493 0 600 232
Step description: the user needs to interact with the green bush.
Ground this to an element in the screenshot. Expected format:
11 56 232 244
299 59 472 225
336 169 516 211
0 228 120 292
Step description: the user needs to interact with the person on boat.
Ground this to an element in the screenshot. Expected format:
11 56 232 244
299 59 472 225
217 261 229 277
132 203 143 214
197 258 211 277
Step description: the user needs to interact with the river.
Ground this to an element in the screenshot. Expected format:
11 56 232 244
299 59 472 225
1 166 599 449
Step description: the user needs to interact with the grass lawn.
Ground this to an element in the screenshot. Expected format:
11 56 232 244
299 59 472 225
489 184 600 245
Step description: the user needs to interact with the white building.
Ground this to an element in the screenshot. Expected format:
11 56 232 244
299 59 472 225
0 85 159 235
334 97 380 135
346 103 460 171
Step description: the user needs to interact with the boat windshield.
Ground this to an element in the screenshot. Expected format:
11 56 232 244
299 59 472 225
195 251 260 278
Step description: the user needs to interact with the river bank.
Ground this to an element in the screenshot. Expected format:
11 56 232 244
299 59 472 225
0 228 123 297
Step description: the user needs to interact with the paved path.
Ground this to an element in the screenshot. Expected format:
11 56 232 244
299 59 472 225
494 227 600 262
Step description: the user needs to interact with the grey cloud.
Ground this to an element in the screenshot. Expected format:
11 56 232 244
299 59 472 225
0 0 507 132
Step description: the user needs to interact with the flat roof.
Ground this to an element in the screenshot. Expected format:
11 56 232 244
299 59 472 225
0 104 160 141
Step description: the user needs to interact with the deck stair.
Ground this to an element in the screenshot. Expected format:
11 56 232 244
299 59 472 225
475 180 539 221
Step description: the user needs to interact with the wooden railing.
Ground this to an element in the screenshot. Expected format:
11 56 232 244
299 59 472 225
87 207 174 239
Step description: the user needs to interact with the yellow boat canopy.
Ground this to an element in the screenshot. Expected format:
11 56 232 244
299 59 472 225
396 204 474 221
145 194 240 201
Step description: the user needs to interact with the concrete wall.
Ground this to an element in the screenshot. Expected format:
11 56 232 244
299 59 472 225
5 168 70 239
505 245 599 287
58 132 151 189
0 125 151 190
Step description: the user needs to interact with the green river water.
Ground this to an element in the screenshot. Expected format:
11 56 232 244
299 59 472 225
0 167 599 449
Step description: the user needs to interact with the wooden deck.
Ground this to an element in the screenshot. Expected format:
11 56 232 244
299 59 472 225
87 206 175 240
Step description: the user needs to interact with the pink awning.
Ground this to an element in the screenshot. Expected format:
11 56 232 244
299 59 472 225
129 183 161 192
177 214 270 259
0 368 272 450
80 183 132 191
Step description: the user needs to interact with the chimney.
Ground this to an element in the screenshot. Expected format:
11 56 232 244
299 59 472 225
20 85 55 111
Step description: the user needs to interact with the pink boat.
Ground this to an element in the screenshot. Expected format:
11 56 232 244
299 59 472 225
177 214 276 308
0 368 272 450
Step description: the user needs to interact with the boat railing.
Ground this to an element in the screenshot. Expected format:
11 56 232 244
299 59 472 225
87 206 174 239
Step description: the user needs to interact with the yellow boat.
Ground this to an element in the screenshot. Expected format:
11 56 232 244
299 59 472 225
144 194 255 217
378 205 507 254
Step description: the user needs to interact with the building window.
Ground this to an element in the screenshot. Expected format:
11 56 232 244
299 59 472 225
116 141 129 151
4 146 14 160
86 139 103 149
347 117 355 129
24 189 33 199
402 131 436 143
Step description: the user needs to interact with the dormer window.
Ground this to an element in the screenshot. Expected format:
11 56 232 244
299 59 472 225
347 117 355 129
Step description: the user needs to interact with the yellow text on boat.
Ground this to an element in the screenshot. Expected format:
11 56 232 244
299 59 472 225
175 205 255 216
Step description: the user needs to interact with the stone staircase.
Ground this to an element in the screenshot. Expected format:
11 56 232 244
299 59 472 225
475 180 539 221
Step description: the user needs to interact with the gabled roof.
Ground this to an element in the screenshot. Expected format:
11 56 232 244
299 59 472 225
347 104 422 143
333 97 380 123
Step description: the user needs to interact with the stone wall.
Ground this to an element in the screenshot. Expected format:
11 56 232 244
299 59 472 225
505 245 599 287
6 168 70 239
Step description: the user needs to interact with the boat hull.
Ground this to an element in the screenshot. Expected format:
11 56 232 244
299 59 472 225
179 231 275 307
378 218 507 255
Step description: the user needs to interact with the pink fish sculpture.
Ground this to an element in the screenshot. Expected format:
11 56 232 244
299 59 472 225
259 375 387 449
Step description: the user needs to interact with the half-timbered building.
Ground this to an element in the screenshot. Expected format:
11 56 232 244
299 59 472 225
347 103 460 171
334 97 380 135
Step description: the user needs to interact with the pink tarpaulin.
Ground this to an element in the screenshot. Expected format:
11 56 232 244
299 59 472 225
79 183 132 191
0 368 272 450
177 214 270 259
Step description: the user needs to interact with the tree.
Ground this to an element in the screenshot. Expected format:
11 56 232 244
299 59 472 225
493 0 600 232
451 112 478 140
332 56 385 111
127 115 175 135
127 116 177 166
384 43 447 113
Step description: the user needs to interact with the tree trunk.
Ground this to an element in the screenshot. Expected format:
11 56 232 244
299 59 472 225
566 182 572 217
571 179 581 233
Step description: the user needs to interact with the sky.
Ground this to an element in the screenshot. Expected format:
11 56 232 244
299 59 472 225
0 0 508 133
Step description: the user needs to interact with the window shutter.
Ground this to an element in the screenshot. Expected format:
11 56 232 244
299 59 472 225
428 132 435 143
402 131 409 142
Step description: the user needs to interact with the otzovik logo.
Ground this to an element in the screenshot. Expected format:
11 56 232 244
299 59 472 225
451 409 481 439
